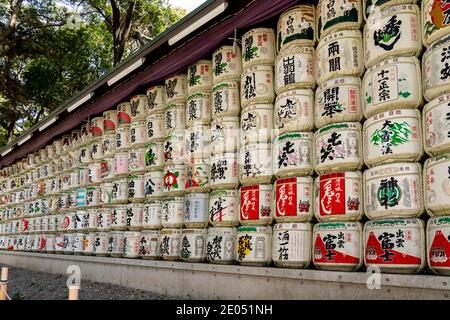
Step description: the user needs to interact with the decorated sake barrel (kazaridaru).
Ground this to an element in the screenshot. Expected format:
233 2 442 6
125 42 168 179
85 209 99 232
90 138 103 162
130 94 148 122
422 0 450 47
62 233 74 254
272 222 312 268
427 216 450 275
110 205 127 231
184 193 209 228
143 201 162 230
54 234 64 253
145 142 164 171
423 34 450 102
130 120 147 148
364 4 421 68
165 74 188 104
363 162 424 219
114 151 129 177
363 56 422 118
163 165 186 196
240 65 275 109
212 46 242 84
187 60 212 94
275 177 313 223
101 133 116 158
125 203 143 231
185 124 211 162
100 158 115 182
314 122 363 174
237 225 272 266
117 102 132 126
111 177 128 204
86 186 101 208
239 142 273 185
123 231 141 258
83 233 95 255
277 4 316 52
317 0 362 39
107 231 124 258
127 174 145 203
273 132 313 177
78 144 91 165
164 102 186 135
146 113 164 142
90 117 104 138
274 89 314 134
209 189 239 227
210 153 239 190
140 230 160 259
45 234 55 253
316 30 364 84
241 28 276 69
239 184 273 226
424 155 450 216
180 228 207 262
186 91 211 127
210 116 240 155
315 77 362 129
313 221 363 271
146 85 166 115
423 93 450 157
115 126 131 152
103 109 117 133
144 171 163 200
364 218 425 274
240 103 273 146
363 109 423 167
72 233 84 255
128 147 146 175
314 171 363 222
88 161 102 185
161 197 184 228
186 160 210 193
211 81 240 119
160 228 182 261
163 131 185 166
275 45 315 95
364 0 419 20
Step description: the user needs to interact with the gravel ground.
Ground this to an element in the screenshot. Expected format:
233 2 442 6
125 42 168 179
1 265 179 300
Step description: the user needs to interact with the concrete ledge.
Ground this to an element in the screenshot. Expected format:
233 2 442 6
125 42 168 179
1 251 450 299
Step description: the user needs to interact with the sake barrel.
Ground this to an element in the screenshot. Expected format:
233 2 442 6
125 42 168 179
88 161 102 185
114 151 129 177
72 233 84 255
144 171 164 200
128 174 145 203
77 166 89 188
273 132 314 177
240 103 273 145
317 0 363 39
146 113 164 142
140 230 160 259
206 227 237 264
130 120 147 148
86 186 101 208
272 222 312 268
161 197 183 228
314 122 363 173
117 102 132 126
242 28 276 69
274 89 315 134
241 65 275 109
186 91 211 127
188 60 212 94
45 234 55 253
210 153 239 190
100 158 115 182
130 94 148 122
143 201 162 230
237 226 272 266
110 205 127 231
180 229 207 263
316 30 364 84
186 161 210 193
83 232 95 255
315 77 362 128
212 46 242 83
364 0 419 20
239 184 273 226
314 171 363 222
239 142 273 185
111 177 128 204
146 85 166 115
165 74 188 104
423 93 450 156
184 193 209 228
163 165 186 196
211 81 240 119
275 177 314 223
123 231 141 258
424 155 450 216
210 116 240 155
54 234 64 253
423 35 450 101
126 203 143 231
164 102 186 135
62 233 74 254
364 109 422 167
96 209 110 232
115 126 131 151
277 4 316 52
103 110 117 133
209 189 239 227
185 124 211 162
163 131 185 165
160 228 182 261
364 4 421 68
101 133 116 158
76 187 87 208
90 116 104 138
364 218 425 273
80 123 92 144
78 144 91 165
128 148 146 175
145 142 164 171
422 0 450 47
275 45 315 95
313 221 363 271
85 209 98 232
107 231 124 257
363 56 422 118
427 216 450 275
363 162 424 219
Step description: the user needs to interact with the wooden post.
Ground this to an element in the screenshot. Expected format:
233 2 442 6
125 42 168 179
0 267 8 301
68 285 79 300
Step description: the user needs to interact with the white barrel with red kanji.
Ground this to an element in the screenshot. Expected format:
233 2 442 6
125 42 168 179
423 93 450 157
146 85 166 115
210 153 238 190
240 65 275 109
108 231 124 258
186 91 211 127
239 184 273 226
272 222 312 268
212 45 242 84
427 216 450 275
273 132 313 177
186 160 210 193
237 226 272 266
317 0 362 39
123 231 141 258
130 94 148 122
184 193 209 228
180 228 207 262
422 0 450 47
424 155 450 216
160 228 182 261
140 230 160 259
161 197 184 228
241 28 276 69
364 218 425 273
117 102 132 127
143 201 162 230
165 74 187 104
274 89 314 134
209 189 239 227
275 177 313 223
313 221 363 271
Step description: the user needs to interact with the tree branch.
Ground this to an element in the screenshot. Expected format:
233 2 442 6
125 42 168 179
89 2 113 30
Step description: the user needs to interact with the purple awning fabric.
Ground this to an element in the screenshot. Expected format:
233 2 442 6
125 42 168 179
0 0 301 167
